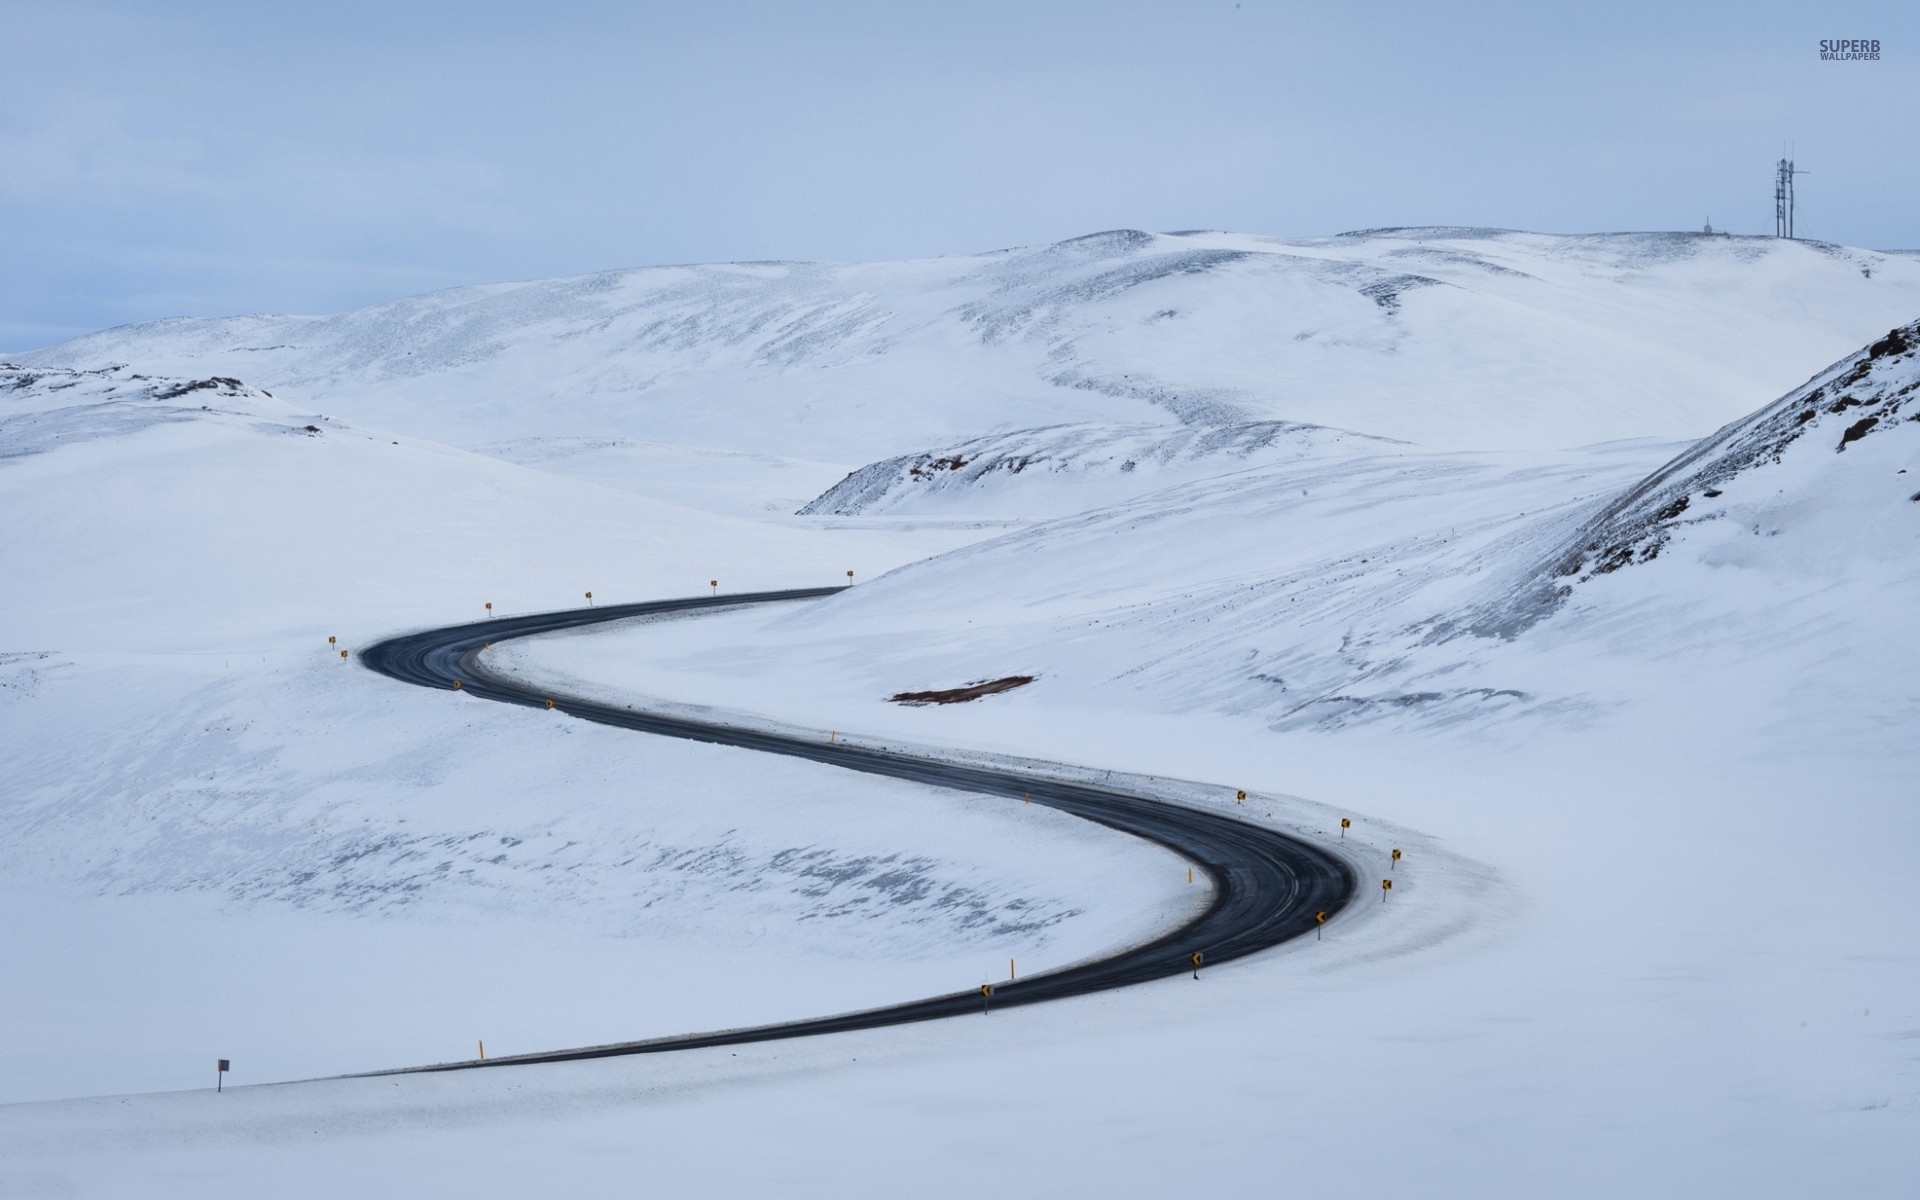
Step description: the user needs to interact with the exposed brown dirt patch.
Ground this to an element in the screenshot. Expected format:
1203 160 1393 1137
889 675 1034 706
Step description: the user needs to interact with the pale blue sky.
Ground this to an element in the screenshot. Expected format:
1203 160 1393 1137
4 0 1915 349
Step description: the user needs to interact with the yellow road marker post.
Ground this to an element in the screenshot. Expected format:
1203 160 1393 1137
980 983 992 1015
1191 950 1204 980
545 698 555 710
328 635 336 647
1236 790 1246 804
1340 817 1351 838
845 569 855 586
584 591 593 607
1187 866 1193 884
1381 878 1392 902
339 649 348 659
485 601 492 616
1390 848 1402 870
1010 959 1016 981
710 579 718 596
1314 909 1328 941
453 679 463 691
477 1041 486 1061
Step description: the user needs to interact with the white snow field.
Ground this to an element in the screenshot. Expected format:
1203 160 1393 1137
3 232 1918 1197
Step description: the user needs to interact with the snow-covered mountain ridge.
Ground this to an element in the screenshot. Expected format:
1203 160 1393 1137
19 229 1920 469
1460 319 1920 638
797 419 1401 518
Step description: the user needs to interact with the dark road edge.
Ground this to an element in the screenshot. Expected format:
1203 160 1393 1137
352 588 1356 1075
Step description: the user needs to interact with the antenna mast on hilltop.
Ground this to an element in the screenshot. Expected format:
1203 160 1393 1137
1774 153 1807 238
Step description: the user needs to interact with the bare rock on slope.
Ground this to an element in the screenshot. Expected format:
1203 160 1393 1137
1456 318 1920 639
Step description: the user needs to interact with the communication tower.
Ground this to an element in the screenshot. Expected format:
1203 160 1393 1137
1774 156 1807 238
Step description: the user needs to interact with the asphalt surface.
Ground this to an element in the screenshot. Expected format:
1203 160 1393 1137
357 588 1356 1074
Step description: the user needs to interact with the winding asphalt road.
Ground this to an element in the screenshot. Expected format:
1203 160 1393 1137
358 588 1356 1074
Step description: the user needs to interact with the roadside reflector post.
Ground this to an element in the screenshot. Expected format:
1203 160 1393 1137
216 1058 229 1093
327 635 336 646
846 569 855 585
584 591 593 607
1340 817 1351 838
710 579 718 596
485 601 492 615
1381 878 1393 902
1187 866 1193 884
453 679 463 691
1314 909 1328 941
339 649 348 659
1023 792 1030 804
980 983 992 1014
829 730 836 743
1236 790 1246 804
1010 958 1016 981
478 1040 486 1061
1191 950 1203 980
545 698 555 710
1391 848 1402 870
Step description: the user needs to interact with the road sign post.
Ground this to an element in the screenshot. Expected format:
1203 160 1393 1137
216 1058 229 1092
980 983 992 1014
1191 950 1204 980
1381 878 1392 902
1340 818 1351 838
1390 848 1402 870
1315 909 1328 941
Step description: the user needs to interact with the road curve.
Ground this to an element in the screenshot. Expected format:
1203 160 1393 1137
357 588 1356 1074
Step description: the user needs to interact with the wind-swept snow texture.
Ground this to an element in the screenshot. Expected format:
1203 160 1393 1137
20 230 1920 467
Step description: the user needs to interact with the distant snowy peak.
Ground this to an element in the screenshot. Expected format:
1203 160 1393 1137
798 420 1401 518
1465 318 1920 637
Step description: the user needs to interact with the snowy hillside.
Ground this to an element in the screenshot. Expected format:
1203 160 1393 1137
20 230 1920 472
798 419 1399 517
517 317 1920 746
1460 319 1920 638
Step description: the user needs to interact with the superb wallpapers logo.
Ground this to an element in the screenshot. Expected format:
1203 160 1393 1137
1819 39 1880 61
